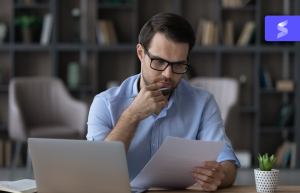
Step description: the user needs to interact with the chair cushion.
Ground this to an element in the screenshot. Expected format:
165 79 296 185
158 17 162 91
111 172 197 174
28 126 82 139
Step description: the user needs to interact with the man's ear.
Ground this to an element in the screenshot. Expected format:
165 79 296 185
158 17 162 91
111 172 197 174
136 44 144 62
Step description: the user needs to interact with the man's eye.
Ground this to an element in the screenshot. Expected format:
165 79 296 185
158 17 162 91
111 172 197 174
154 60 165 64
174 64 184 67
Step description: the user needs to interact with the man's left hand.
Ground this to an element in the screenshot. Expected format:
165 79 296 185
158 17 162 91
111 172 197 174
191 161 225 192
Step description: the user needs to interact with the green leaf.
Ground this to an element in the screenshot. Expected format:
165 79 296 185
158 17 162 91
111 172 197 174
257 153 276 171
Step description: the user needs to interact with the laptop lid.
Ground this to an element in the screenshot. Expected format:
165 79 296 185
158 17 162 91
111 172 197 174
28 138 132 193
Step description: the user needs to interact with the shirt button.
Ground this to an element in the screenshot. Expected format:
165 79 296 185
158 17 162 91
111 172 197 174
152 143 156 147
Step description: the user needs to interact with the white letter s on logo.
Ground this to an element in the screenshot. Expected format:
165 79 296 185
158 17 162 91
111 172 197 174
277 20 288 39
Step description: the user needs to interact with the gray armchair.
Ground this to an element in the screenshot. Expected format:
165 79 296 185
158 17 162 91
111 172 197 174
9 77 88 179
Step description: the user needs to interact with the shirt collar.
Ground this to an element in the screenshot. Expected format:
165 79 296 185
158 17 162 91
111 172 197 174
167 87 176 106
132 74 140 96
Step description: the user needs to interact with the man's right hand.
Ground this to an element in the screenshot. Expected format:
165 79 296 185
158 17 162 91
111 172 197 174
126 84 168 121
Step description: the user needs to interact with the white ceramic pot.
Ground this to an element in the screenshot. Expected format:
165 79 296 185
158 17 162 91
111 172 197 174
254 168 279 192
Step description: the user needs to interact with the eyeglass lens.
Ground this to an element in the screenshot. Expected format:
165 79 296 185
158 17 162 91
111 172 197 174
151 59 187 73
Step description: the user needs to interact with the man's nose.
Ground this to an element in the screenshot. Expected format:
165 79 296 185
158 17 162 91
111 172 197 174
162 64 173 78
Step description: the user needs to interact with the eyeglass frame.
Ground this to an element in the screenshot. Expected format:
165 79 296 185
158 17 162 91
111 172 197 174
141 44 191 74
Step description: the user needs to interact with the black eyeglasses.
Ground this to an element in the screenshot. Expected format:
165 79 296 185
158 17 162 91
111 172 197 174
141 44 190 74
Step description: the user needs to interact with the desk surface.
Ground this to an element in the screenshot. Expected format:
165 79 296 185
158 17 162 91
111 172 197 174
147 185 300 192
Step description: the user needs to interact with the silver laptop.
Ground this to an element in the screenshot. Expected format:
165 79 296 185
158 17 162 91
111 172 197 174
28 138 147 193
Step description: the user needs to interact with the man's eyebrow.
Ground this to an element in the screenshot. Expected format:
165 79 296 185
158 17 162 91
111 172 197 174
150 54 187 63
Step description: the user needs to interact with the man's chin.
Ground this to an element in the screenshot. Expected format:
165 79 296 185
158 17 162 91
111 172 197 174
162 89 173 96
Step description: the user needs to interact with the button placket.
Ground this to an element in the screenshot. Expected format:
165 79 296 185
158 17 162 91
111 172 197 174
151 119 159 157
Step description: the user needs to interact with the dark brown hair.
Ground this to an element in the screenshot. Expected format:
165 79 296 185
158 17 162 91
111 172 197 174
138 13 195 53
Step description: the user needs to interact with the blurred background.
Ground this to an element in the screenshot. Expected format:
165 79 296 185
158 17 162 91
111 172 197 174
0 0 300 185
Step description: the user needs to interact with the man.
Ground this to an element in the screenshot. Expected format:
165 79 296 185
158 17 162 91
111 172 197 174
87 13 240 192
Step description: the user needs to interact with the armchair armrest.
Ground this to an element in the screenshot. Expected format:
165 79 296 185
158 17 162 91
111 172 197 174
9 80 27 142
59 90 88 137
65 98 88 136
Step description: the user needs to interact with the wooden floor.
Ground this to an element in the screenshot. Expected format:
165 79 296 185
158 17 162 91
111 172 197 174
0 168 300 185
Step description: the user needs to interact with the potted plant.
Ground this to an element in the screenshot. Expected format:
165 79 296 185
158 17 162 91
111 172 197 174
254 154 279 192
14 14 41 43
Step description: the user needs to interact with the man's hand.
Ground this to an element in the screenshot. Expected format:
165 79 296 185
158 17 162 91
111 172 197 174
191 161 225 192
127 84 168 121
104 83 168 153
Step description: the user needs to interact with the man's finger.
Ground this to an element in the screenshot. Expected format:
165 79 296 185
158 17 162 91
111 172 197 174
159 101 168 108
191 172 213 183
152 89 164 97
193 167 214 177
145 84 159 91
195 179 218 192
154 95 167 103
204 161 221 170
196 179 209 191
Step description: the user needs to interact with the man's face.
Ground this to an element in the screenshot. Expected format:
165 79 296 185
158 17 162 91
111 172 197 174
137 32 189 96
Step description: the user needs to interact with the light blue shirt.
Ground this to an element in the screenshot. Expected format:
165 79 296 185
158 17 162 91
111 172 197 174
86 74 241 181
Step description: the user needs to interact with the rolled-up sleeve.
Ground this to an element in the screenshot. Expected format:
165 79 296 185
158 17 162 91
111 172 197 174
86 94 113 141
197 94 241 168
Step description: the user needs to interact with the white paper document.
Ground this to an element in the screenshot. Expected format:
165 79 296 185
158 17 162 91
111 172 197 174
0 179 36 193
130 137 226 189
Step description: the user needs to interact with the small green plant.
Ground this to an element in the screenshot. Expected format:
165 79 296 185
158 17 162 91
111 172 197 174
14 14 41 29
257 153 276 171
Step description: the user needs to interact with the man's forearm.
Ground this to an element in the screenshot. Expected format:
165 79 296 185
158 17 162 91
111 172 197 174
219 161 237 188
104 109 140 153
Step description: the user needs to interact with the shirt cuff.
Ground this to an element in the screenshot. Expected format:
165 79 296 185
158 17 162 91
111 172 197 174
217 143 241 168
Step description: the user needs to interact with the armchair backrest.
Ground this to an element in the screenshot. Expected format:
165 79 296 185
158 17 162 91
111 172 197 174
189 77 239 126
10 77 70 127
9 77 88 141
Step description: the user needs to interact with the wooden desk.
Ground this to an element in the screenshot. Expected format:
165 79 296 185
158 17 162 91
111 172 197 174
147 185 300 192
